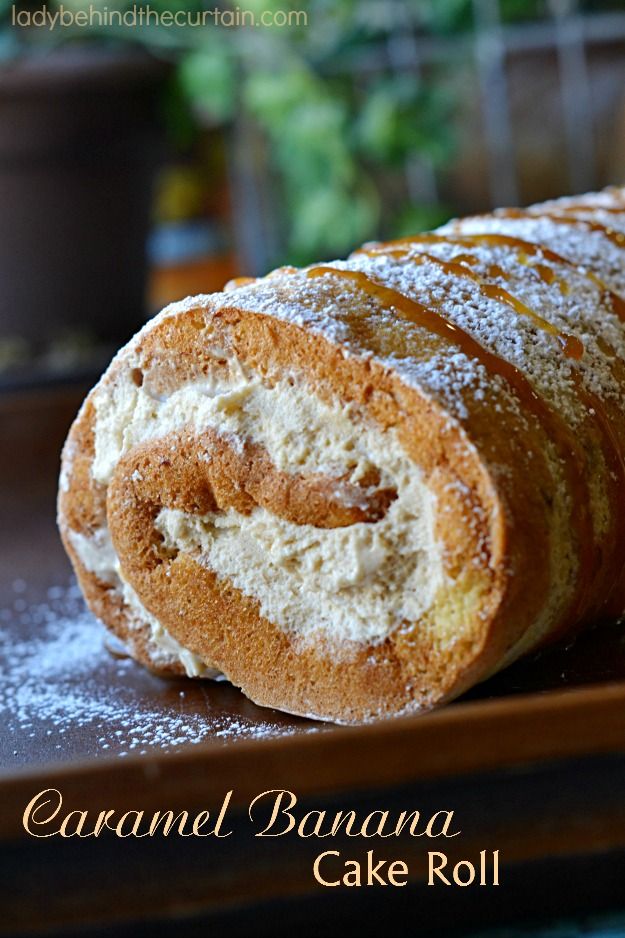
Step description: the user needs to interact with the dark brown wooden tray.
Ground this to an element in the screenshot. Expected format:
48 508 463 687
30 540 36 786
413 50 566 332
3 386 625 937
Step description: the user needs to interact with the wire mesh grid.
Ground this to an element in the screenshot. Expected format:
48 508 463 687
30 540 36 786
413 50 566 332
230 1 625 271
385 0 625 207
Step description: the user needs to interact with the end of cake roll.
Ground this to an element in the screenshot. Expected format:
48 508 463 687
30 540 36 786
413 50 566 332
58 186 625 722
57 295 550 723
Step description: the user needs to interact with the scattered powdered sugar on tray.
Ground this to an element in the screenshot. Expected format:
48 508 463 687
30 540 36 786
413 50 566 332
1 580 317 766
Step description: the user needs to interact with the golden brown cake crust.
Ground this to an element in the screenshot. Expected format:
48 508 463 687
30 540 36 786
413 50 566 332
57 187 625 722
60 305 552 721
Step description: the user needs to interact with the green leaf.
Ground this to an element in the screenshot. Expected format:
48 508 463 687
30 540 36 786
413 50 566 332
178 46 236 122
354 74 455 167
288 184 378 261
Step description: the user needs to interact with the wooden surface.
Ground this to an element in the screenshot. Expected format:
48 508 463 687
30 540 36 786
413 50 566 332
3 385 625 937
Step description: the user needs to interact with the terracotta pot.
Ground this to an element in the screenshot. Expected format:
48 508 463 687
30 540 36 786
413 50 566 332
0 48 167 358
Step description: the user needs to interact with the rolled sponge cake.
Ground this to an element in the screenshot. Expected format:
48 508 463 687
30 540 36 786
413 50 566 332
58 187 625 723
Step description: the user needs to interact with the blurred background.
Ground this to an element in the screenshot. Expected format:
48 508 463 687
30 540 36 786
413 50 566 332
1 0 625 388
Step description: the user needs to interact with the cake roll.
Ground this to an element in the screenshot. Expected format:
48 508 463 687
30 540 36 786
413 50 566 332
58 187 625 723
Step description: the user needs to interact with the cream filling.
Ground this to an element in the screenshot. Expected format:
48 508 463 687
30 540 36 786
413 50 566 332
91 358 445 647
94 355 407 487
67 527 218 678
157 473 438 646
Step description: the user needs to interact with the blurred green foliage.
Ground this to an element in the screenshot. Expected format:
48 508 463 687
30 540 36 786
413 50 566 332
2 0 624 262
171 2 461 262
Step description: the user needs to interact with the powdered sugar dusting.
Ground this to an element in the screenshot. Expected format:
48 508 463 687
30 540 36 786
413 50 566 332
354 238 625 416
144 191 625 432
1 581 318 766
444 212 625 299
55 186 625 718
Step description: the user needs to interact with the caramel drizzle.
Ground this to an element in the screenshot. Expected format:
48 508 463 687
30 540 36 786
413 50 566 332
307 263 596 621
558 202 625 215
355 231 625 620
229 219 625 627
361 230 625 326
412 233 625 619
460 230 625 325
224 276 258 291
306 265 560 404
356 221 625 564
357 242 583 360
224 266 298 292
364 230 573 265
306 265 560 399
496 207 625 249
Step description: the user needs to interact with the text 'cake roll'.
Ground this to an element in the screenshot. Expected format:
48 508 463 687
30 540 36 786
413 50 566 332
58 187 625 723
